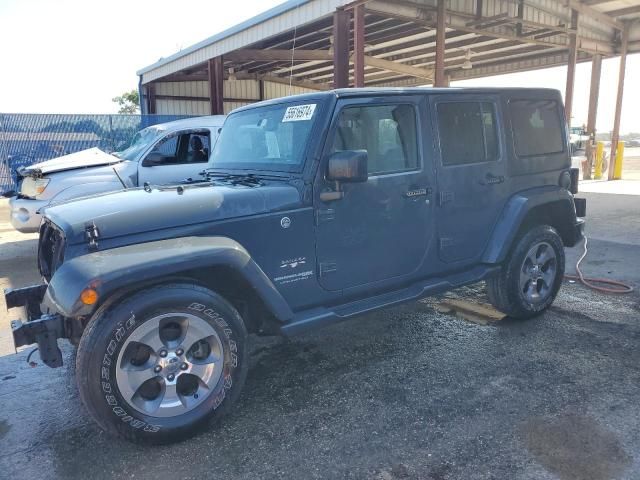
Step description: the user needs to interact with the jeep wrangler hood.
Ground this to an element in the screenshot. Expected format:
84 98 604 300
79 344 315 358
19 148 121 177
43 182 300 245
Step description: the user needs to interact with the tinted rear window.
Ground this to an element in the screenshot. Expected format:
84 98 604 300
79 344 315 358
437 102 498 166
509 99 564 156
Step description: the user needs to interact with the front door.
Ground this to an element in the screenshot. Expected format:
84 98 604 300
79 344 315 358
315 97 434 292
430 95 508 264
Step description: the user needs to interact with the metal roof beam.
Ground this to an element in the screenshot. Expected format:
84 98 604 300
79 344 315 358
605 5 640 17
465 12 509 27
366 0 614 54
565 0 623 30
258 74 330 91
362 54 434 79
306 40 550 83
290 34 496 81
363 44 550 84
581 0 616 5
449 49 591 80
225 49 332 62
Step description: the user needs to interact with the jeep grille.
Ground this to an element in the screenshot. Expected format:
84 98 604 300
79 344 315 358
38 220 65 282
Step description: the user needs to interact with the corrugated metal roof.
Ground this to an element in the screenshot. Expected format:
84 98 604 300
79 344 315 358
138 0 316 76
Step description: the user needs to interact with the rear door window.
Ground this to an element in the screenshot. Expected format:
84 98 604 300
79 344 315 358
509 99 564 156
436 101 498 166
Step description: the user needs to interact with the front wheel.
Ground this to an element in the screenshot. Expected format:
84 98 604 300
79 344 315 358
76 283 248 444
487 225 565 319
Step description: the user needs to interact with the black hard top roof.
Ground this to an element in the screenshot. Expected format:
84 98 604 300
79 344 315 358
234 87 562 113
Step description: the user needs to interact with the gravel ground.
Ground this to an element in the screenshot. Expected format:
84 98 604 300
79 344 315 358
0 189 639 480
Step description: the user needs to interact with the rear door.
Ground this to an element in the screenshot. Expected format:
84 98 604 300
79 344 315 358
431 95 508 264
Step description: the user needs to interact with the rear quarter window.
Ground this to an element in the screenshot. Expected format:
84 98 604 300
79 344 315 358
508 98 568 175
509 99 564 156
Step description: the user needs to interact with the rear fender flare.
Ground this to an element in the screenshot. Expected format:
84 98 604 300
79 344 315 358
482 187 576 264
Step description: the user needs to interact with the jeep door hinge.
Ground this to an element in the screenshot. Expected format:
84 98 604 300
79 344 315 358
319 261 337 276
439 191 454 206
315 208 336 225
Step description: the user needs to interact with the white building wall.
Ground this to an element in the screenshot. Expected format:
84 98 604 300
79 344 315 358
151 79 322 115
156 99 210 115
155 81 209 97
263 80 319 99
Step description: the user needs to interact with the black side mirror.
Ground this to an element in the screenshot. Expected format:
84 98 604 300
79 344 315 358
327 150 368 183
141 152 165 167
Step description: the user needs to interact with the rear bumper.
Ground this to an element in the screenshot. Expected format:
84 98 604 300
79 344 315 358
9 196 47 233
5 284 64 368
569 218 586 247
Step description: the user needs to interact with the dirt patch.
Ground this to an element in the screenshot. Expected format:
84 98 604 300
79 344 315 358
520 413 631 480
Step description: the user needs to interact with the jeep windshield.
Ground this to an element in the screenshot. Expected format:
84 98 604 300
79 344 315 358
112 127 163 161
211 102 319 172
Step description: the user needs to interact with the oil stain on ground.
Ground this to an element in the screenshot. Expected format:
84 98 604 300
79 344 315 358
520 413 631 480
0 419 10 439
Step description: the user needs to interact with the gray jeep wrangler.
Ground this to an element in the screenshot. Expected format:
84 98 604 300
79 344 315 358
7 88 585 443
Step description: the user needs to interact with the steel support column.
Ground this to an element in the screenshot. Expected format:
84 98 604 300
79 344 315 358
353 5 365 88
333 9 350 89
475 0 483 19
434 0 446 87
609 23 629 180
147 84 156 114
208 56 224 115
564 9 579 126
584 54 602 180
516 0 524 36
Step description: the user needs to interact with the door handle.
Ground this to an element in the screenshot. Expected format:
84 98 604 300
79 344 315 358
404 187 432 198
479 173 504 186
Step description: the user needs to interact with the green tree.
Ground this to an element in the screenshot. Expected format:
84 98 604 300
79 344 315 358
112 90 140 114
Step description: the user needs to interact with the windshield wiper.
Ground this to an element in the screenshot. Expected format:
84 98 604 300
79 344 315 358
201 170 289 186
209 173 264 187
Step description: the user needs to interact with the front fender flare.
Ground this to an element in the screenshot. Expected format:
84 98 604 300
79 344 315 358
42 236 293 322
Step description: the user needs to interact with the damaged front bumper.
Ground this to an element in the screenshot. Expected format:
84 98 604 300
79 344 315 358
6 284 65 367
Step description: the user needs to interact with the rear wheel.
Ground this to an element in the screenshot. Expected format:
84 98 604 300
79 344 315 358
487 225 565 319
76 283 248 444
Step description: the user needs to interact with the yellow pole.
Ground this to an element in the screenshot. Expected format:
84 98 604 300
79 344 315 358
613 141 624 180
594 141 604 179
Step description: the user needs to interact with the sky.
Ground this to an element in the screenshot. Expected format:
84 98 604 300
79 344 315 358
0 0 638 133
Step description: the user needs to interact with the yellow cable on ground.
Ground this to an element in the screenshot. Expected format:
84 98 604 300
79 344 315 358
565 237 634 294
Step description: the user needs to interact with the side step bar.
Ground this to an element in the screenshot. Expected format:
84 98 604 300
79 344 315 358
281 265 499 336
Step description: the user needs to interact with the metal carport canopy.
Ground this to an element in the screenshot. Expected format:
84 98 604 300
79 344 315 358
136 0 640 115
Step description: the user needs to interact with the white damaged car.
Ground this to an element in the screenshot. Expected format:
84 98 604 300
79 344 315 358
8 115 225 232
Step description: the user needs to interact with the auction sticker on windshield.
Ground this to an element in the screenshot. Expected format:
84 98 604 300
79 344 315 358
282 104 316 122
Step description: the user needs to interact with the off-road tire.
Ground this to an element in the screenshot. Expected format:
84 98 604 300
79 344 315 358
487 225 565 319
76 283 248 444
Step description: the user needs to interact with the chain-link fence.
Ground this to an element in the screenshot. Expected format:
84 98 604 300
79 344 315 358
0 113 193 194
